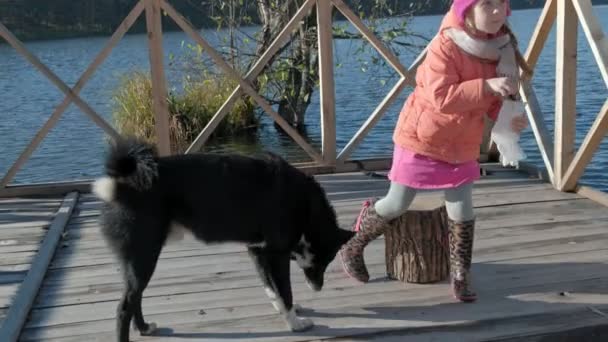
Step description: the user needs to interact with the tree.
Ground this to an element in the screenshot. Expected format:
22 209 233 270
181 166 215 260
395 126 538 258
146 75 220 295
201 0 432 133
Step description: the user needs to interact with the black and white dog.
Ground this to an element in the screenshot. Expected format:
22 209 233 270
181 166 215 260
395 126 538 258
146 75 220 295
92 138 354 342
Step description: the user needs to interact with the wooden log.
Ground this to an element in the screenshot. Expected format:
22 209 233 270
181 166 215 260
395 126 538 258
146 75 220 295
385 197 450 283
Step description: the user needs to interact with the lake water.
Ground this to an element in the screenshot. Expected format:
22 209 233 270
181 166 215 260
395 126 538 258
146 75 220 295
1 6 607 191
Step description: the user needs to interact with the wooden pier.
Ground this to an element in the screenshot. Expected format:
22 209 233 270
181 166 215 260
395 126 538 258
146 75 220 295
1 0 608 340
1 165 608 341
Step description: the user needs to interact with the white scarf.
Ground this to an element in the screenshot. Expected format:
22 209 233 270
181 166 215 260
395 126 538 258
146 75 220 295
444 28 520 85
444 28 527 167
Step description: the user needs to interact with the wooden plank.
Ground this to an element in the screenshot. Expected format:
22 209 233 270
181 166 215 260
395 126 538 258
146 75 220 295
0 1 145 188
336 77 408 163
24 238 608 320
524 0 557 70
25 231 608 311
30 245 608 311
161 0 323 163
42 193 586 272
326 306 608 342
331 0 409 79
317 0 337 165
0 192 78 342
561 98 608 191
0 194 61 293
294 158 392 175
30 200 608 291
185 0 317 153
520 80 555 185
577 185 608 208
0 24 119 140
33 217 608 304
0 251 37 267
554 0 578 190
0 244 42 254
572 0 608 88
20 271 608 341
25 261 608 333
145 0 171 156
0 181 90 198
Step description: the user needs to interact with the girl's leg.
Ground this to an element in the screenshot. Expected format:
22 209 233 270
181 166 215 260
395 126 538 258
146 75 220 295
374 183 418 220
340 182 417 283
444 182 477 302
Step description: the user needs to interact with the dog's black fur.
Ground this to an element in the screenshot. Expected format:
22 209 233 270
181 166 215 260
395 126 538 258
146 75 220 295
92 138 354 342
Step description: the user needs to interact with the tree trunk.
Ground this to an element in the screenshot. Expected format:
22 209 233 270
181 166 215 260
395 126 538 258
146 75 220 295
277 14 317 130
385 197 450 284
256 0 318 131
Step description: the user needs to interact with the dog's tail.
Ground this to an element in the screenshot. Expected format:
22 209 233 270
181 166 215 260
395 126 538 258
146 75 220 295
92 138 159 202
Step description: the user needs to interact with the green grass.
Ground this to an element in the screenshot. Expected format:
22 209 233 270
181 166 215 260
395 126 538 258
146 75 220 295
112 71 257 153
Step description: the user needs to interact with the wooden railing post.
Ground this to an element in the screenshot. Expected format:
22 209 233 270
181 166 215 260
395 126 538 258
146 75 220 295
560 0 608 191
554 0 578 190
317 0 337 165
520 0 556 185
145 0 171 156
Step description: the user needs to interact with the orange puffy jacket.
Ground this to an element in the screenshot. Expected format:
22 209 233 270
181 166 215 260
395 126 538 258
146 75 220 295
393 8 504 164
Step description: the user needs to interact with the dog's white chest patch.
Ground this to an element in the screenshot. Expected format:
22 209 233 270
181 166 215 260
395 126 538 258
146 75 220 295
92 177 115 202
292 236 313 268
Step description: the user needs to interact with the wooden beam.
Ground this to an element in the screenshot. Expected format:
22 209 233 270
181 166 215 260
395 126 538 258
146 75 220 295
161 0 323 163
554 0 578 190
572 0 608 89
524 0 557 70
185 87 243 154
0 192 78 342
185 0 316 153
337 76 408 163
0 181 91 198
294 157 392 175
577 185 608 208
317 0 337 165
561 99 608 191
0 1 145 188
520 80 555 185
145 0 171 156
0 23 119 139
331 0 410 79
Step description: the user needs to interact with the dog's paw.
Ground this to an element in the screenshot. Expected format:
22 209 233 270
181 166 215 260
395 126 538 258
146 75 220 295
285 309 314 332
139 322 158 336
288 317 314 332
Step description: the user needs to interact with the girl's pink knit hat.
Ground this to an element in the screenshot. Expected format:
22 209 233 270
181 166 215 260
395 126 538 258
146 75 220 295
453 0 511 23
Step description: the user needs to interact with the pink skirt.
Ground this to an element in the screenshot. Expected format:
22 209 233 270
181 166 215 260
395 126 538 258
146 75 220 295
388 145 480 189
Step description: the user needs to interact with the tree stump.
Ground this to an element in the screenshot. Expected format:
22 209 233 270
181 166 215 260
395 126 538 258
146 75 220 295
385 196 450 283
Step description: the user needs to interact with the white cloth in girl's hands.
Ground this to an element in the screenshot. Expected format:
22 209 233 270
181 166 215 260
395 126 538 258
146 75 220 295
491 99 527 167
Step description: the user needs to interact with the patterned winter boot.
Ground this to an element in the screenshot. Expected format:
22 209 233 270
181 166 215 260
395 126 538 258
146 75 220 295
448 218 477 302
339 199 391 283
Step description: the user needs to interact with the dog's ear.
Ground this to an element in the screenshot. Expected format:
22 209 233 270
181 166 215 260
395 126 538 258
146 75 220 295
336 229 355 246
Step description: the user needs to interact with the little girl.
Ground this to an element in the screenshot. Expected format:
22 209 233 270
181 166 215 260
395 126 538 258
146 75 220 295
339 0 531 302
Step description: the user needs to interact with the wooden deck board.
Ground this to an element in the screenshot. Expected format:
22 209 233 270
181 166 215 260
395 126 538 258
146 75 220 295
1 168 608 341
0 197 61 324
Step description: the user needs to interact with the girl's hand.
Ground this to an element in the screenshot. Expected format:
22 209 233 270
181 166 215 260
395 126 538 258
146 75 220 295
511 114 528 133
484 77 518 97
